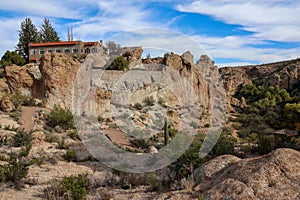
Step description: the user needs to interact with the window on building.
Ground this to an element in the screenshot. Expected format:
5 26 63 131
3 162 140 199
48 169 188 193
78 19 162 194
56 48 61 53
48 48 53 53
72 48 78 53
31 49 37 55
40 48 45 54
64 48 70 53
92 48 97 53
85 48 90 54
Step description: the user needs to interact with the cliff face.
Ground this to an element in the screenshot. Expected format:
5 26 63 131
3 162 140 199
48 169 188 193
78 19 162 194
39 52 81 108
3 51 216 128
219 58 300 112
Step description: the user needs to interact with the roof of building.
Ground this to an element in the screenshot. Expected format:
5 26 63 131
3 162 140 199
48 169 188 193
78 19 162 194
84 42 96 46
29 41 80 47
29 41 100 48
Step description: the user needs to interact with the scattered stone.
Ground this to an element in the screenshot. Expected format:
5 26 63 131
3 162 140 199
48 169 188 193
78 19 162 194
54 125 62 133
149 145 158 154
31 131 45 144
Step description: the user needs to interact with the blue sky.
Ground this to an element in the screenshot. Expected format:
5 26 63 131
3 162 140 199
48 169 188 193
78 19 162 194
0 0 300 67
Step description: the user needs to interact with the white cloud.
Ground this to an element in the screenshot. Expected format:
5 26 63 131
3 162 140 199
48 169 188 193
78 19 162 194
191 35 300 66
0 0 83 19
71 1 163 41
176 0 300 42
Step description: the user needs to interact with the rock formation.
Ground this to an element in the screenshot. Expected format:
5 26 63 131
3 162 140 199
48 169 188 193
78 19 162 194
4 64 44 98
219 58 300 113
194 148 300 200
121 46 143 68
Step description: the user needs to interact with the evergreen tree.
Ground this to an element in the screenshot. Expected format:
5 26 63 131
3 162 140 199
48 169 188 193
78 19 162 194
0 51 26 67
16 18 39 62
39 18 60 42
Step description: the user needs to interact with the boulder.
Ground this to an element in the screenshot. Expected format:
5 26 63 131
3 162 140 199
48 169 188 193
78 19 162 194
195 148 300 200
0 96 15 112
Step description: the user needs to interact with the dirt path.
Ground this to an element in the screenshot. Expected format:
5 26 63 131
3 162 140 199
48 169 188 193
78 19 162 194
103 128 132 148
19 106 40 132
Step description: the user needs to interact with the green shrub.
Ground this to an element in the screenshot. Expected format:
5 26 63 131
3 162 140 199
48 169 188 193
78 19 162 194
12 129 32 147
9 92 35 108
65 149 77 162
106 56 129 71
3 125 18 131
169 136 205 180
130 138 150 150
210 133 237 157
143 96 155 106
133 102 143 110
68 129 80 140
44 174 89 200
61 174 89 200
0 145 33 183
58 138 67 149
257 135 274 155
147 172 161 191
47 105 74 130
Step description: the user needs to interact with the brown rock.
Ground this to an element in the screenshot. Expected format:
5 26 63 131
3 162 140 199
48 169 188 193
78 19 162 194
31 131 45 144
40 52 81 108
122 46 143 68
195 148 300 200
0 96 15 112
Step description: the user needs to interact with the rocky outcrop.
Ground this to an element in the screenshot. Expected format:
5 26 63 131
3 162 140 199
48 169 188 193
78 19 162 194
39 52 81 108
121 46 143 68
4 64 44 98
195 148 300 200
219 58 300 112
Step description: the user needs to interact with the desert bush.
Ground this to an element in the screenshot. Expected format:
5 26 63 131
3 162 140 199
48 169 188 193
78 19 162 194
65 149 77 162
3 125 18 131
43 180 63 200
169 136 205 180
106 56 129 71
0 146 33 183
68 129 80 140
44 174 89 200
209 133 237 157
47 105 74 130
58 138 67 149
257 135 274 155
143 96 155 106
147 172 161 191
61 174 89 200
133 102 143 110
9 92 35 108
12 128 32 147
130 138 151 150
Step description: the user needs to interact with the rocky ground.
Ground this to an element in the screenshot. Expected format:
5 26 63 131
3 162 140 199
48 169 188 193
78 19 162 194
0 107 299 199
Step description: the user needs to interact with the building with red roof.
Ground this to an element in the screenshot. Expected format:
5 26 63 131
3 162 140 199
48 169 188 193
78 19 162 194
28 40 104 62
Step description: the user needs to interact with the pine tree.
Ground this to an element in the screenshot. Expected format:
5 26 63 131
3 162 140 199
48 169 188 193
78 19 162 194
39 18 60 43
16 18 39 62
